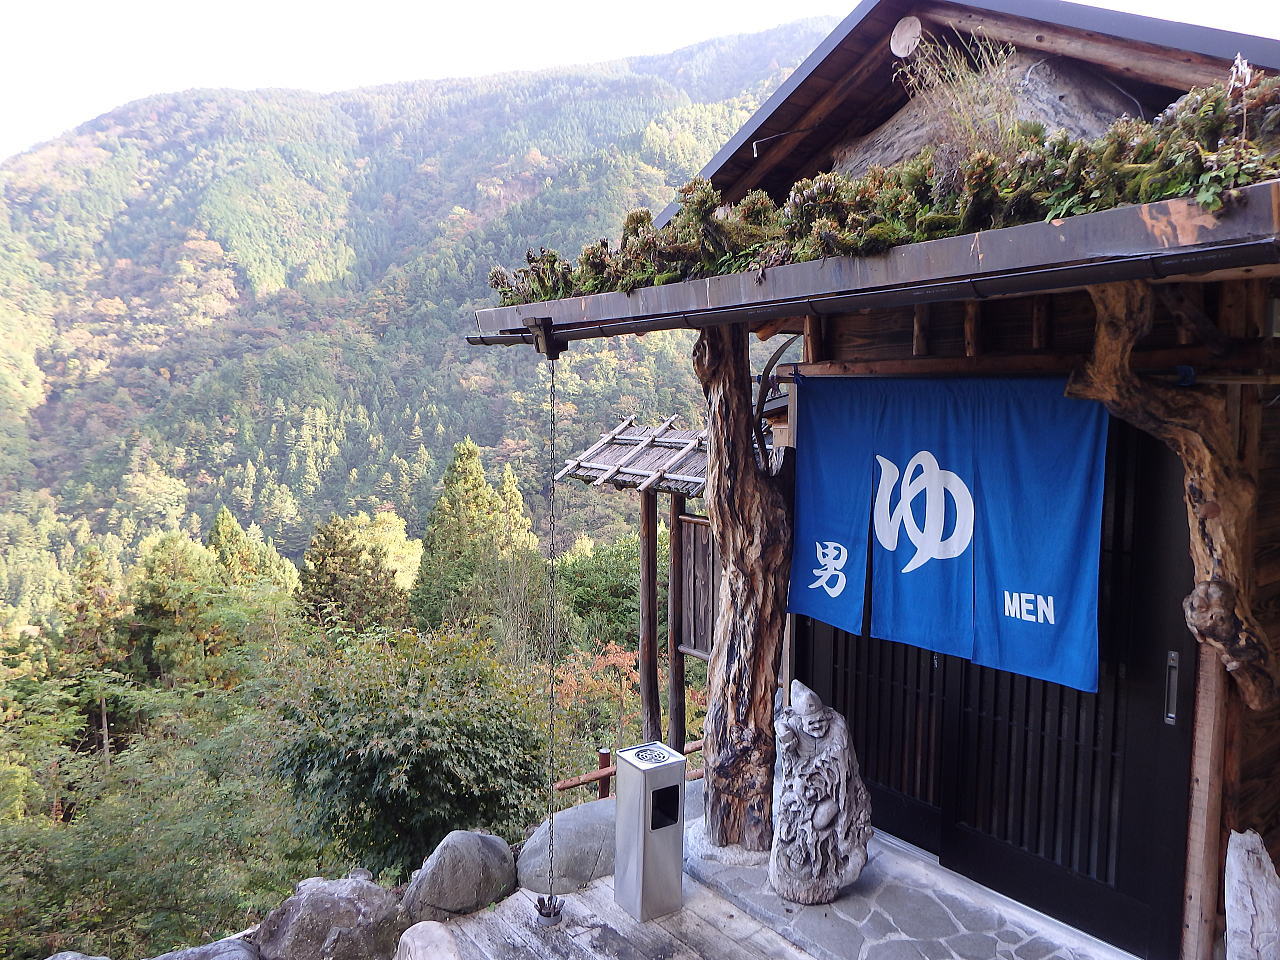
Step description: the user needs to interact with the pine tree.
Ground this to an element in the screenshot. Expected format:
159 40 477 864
409 440 540 629
59 544 129 670
206 505 298 591
207 506 257 584
299 515 407 631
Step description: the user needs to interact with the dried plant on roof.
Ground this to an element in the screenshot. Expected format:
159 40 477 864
894 32 1021 197
489 66 1280 308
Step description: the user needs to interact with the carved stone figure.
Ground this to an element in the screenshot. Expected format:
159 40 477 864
769 680 872 904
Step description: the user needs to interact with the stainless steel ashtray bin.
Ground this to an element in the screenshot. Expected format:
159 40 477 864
614 741 686 921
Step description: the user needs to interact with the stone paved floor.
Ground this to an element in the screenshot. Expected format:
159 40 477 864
682 783 1133 960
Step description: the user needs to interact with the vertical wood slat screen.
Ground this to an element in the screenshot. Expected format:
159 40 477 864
680 515 718 658
815 421 1137 888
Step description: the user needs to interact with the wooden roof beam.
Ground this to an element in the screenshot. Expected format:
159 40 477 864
637 433 707 492
729 34 895 202
916 1 1233 91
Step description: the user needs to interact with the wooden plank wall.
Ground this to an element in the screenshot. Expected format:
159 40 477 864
680 514 720 659
818 289 1187 364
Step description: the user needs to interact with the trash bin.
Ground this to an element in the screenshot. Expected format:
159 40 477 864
614 740 686 921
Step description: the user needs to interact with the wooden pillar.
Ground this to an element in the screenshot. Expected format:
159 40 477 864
912 303 930 357
964 300 982 356
1031 296 1051 351
639 488 662 743
668 494 687 753
1183 647 1229 960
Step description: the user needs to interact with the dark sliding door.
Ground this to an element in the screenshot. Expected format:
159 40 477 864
794 421 1195 960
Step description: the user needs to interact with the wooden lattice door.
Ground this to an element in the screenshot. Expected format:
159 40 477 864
794 421 1194 959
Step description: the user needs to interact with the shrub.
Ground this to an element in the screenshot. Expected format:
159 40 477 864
268 628 545 879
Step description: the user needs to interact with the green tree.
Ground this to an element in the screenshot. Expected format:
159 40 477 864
409 441 539 630
270 629 544 878
0 692 330 960
56 544 130 763
58 545 128 670
206 505 298 592
298 515 407 631
345 510 422 592
128 533 230 686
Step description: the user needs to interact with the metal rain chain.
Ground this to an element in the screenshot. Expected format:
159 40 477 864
531 319 565 928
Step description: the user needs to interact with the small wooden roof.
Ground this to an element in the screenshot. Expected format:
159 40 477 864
556 417 707 497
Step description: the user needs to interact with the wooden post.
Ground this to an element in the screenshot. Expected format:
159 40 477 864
668 494 687 753
1183 647 1229 960
803 315 827 363
1031 296 1051 351
693 323 793 851
912 303 930 357
598 748 612 800
964 300 982 357
639 488 662 743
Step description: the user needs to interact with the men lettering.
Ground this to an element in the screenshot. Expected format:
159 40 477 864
1002 591 1055 625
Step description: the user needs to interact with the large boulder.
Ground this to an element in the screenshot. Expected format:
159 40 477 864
149 941 258 960
255 875 404 960
393 922 461 960
517 796 616 895
45 954 111 960
402 831 515 922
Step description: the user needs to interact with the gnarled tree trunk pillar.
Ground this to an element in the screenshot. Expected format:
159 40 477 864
1067 280 1277 711
693 323 793 850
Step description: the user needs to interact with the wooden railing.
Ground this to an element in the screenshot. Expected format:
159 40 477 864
555 740 704 799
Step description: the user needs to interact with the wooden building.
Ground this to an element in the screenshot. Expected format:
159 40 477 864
469 3 1280 958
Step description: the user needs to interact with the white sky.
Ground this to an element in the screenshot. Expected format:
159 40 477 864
2 0 1279 162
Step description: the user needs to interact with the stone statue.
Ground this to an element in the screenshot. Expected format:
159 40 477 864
769 680 872 905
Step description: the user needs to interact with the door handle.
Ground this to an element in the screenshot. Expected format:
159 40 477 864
1164 651 1179 725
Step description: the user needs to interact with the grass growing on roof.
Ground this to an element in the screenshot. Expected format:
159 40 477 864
489 62 1280 308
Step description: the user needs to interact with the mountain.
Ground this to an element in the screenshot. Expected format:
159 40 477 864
0 19 835 634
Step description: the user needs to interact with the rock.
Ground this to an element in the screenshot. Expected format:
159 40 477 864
393 922 461 960
403 830 515 921
770 680 872 905
44 954 111 960
255 876 404 960
149 940 258 960
1225 829 1280 960
517 796 617 894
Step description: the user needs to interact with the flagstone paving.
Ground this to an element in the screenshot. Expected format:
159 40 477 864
683 781 1132 960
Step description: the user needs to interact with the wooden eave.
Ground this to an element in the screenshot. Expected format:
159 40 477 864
652 0 1280 218
471 180 1280 351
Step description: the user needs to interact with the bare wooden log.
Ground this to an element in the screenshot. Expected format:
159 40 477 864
693 323 793 851
1225 829 1280 960
1067 280 1277 711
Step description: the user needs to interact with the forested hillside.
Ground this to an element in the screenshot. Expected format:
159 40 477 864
0 22 831 958
0 19 832 635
